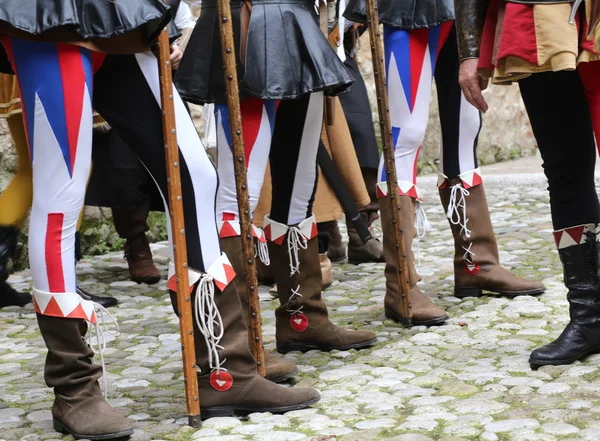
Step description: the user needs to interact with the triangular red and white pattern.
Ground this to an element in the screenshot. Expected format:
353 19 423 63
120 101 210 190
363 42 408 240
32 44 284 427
206 253 236 292
167 264 202 293
376 181 422 201
217 219 266 242
437 172 449 189
298 215 318 240
553 224 599 249
33 289 97 323
459 168 483 189
263 215 289 245
253 225 267 243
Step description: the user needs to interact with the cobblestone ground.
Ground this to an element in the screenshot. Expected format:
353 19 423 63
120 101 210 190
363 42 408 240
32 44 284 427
3 171 600 441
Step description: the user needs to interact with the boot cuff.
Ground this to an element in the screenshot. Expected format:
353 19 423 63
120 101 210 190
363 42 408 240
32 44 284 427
264 215 318 245
217 219 269 242
554 224 600 250
33 288 97 323
168 253 235 293
438 168 483 190
376 181 422 200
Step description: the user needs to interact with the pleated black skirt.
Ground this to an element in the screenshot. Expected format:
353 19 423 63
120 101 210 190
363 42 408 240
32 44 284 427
343 0 454 29
176 0 354 104
0 0 169 42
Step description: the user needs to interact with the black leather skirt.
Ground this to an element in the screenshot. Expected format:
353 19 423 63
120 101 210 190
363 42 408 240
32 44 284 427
344 0 454 29
0 0 169 41
175 0 354 104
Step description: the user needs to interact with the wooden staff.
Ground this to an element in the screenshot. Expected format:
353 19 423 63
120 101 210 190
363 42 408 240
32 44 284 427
217 0 266 376
156 26 201 426
364 0 413 326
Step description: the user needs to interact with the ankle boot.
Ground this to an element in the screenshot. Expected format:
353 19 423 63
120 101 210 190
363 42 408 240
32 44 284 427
264 215 377 353
168 255 319 419
38 314 133 440
347 229 385 264
530 224 600 367
219 236 299 383
439 175 545 298
124 233 161 284
321 221 346 262
0 225 19 278
77 287 118 309
379 192 449 327
0 279 31 308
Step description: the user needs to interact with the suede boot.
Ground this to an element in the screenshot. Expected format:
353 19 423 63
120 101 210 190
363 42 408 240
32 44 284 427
439 178 545 298
347 228 385 264
380 195 449 327
38 314 133 440
265 216 377 353
169 257 319 419
530 224 600 367
320 253 333 288
321 221 346 262
220 236 299 383
124 233 161 285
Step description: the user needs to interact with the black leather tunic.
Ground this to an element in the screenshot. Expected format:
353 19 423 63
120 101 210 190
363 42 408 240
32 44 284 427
344 0 454 29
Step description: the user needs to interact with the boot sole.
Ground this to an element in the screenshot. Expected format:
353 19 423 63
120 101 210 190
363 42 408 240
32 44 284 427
200 395 321 419
132 276 161 285
385 308 448 328
276 338 377 354
53 418 133 440
268 368 299 384
454 286 546 299
529 348 600 368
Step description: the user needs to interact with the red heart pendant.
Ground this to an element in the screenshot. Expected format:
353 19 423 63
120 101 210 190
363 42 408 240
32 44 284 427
290 313 308 332
465 262 480 276
209 371 233 392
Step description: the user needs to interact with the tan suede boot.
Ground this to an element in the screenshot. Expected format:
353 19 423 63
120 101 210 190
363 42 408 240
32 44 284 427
169 258 320 419
320 253 333 288
380 194 449 327
38 314 133 440
439 178 545 298
265 216 377 353
321 220 346 262
347 229 385 264
220 236 298 383
124 233 161 284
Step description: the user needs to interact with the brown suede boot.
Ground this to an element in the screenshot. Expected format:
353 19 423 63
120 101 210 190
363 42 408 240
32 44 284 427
265 216 377 353
439 178 545 298
380 194 449 327
321 221 346 262
347 229 385 264
169 258 320 419
220 236 298 383
38 314 133 440
320 253 333 288
124 233 161 284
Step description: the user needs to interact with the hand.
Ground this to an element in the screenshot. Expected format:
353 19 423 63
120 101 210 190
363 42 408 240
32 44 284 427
459 58 489 113
170 45 184 70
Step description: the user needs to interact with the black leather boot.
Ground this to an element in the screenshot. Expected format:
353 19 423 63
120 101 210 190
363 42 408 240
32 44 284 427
0 226 19 277
530 224 600 367
77 287 119 308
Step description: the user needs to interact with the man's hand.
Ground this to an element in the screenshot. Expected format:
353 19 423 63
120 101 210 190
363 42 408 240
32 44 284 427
170 44 184 70
459 58 489 113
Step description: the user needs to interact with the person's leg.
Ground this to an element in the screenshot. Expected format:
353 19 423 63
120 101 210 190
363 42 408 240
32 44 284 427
0 113 33 307
379 24 450 326
214 97 299 382
4 37 132 440
519 70 600 367
93 52 318 414
577 61 600 151
436 24 544 298
265 92 376 353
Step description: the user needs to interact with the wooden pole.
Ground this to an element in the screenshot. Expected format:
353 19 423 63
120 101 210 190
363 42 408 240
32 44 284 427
364 0 413 326
216 0 266 376
156 26 202 426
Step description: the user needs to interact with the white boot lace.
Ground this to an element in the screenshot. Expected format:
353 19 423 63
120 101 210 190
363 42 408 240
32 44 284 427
414 201 431 266
86 303 119 399
447 184 472 239
255 232 271 266
194 274 227 376
463 242 477 271
286 226 308 315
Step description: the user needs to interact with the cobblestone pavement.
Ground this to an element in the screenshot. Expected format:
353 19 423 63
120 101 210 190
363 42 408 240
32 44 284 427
3 167 600 441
